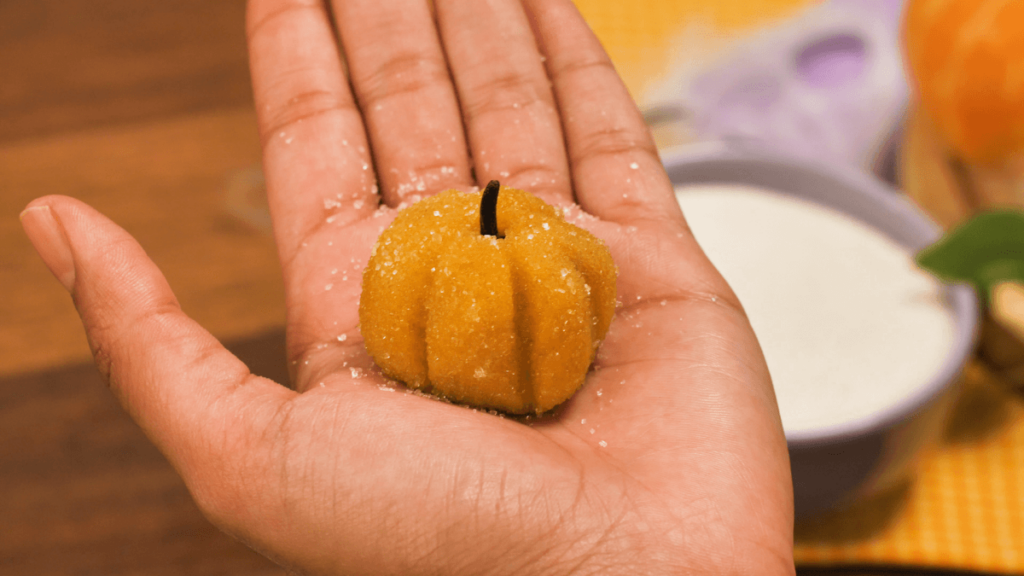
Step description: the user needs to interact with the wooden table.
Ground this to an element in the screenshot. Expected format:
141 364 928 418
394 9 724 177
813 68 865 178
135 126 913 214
0 0 948 574
0 1 287 572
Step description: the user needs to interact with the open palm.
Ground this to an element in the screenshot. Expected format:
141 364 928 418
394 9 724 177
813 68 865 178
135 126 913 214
21 0 794 574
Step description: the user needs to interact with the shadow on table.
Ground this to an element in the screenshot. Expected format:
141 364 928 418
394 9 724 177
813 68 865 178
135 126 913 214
942 362 1019 445
795 361 1023 556
795 478 913 545
798 566 1006 575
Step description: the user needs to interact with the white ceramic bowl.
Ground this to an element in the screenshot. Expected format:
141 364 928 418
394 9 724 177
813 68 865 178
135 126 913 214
662 146 979 519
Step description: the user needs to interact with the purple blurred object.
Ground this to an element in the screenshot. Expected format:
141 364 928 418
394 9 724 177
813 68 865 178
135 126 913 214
649 0 909 183
796 33 866 87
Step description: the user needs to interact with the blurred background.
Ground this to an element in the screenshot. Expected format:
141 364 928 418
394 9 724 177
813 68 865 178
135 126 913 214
3 0 1023 574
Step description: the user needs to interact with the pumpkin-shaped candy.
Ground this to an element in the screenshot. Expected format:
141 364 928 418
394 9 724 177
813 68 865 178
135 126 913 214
359 181 617 414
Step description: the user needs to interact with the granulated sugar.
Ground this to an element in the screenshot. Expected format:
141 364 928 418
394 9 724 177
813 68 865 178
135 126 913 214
675 184 957 434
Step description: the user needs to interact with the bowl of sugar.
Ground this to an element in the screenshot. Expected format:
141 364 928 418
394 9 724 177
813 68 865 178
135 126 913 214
663 146 979 520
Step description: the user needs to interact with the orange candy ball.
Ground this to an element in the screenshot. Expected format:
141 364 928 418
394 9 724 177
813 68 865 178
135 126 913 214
903 0 1024 165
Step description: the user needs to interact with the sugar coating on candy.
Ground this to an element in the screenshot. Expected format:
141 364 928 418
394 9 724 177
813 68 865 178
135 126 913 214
358 185 617 414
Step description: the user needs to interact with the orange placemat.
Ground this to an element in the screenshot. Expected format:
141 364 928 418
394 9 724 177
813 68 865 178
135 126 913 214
793 363 1024 573
577 0 1024 572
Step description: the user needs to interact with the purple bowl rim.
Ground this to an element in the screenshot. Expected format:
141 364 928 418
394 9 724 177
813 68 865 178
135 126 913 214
660 145 980 447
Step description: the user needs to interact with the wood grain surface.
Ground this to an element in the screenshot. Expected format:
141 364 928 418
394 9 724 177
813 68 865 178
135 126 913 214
0 331 289 574
0 0 254 143
1 0 286 572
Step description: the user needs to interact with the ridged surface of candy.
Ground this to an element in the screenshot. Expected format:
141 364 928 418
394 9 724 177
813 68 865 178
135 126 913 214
359 187 616 414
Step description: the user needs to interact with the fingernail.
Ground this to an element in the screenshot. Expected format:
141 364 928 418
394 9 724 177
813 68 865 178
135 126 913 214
20 205 76 292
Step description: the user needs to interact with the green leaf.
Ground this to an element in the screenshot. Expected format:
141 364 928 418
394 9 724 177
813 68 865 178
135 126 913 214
917 210 1024 303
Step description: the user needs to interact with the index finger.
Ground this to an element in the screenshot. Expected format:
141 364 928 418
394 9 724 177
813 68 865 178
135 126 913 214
523 0 682 225
247 0 378 266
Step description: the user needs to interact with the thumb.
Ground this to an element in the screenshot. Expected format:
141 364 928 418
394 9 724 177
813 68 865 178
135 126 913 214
20 196 296 526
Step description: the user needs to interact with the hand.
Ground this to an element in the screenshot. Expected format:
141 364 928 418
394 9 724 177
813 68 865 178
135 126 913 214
20 0 794 574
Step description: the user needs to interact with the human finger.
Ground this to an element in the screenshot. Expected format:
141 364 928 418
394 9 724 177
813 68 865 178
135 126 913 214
19 195 296 522
436 0 573 207
248 0 378 268
522 0 681 224
333 0 474 206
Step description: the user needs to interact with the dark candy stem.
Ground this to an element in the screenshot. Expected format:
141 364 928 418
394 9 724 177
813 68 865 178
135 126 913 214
480 180 501 237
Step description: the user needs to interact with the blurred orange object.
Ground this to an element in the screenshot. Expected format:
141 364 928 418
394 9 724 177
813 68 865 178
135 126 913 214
903 0 1024 167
